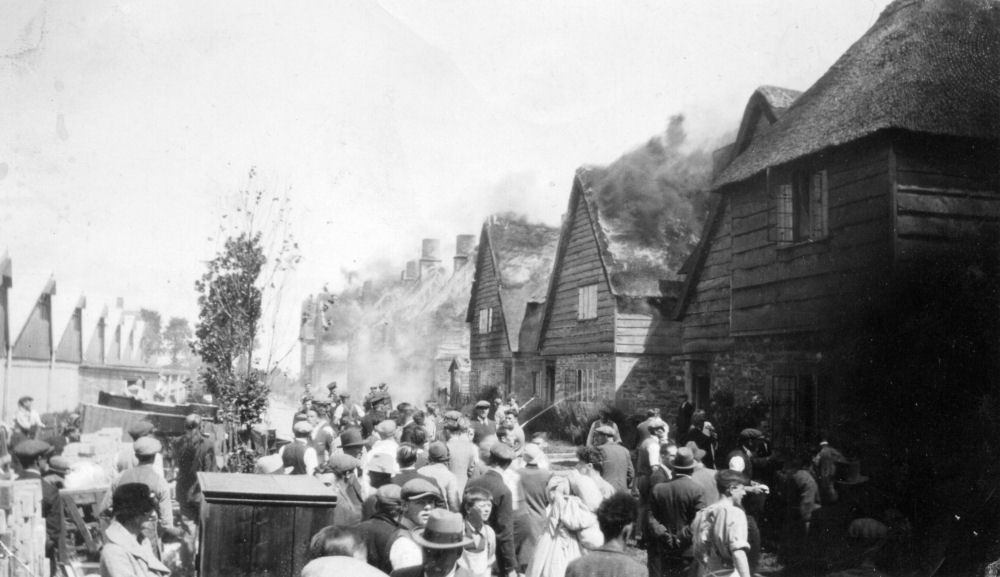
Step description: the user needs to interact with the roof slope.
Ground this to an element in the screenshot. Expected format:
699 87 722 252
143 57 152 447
715 0 1000 188
485 216 560 351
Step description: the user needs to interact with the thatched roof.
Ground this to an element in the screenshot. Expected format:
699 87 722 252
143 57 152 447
481 216 560 352
576 167 697 297
715 0 1000 188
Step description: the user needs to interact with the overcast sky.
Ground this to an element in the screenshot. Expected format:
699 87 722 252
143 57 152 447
0 0 892 369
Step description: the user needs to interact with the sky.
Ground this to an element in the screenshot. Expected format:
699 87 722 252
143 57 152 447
0 0 892 370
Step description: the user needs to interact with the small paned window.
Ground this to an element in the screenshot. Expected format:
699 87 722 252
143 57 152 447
774 169 828 243
478 307 493 334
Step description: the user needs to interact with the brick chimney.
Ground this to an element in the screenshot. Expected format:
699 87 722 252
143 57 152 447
420 238 441 281
453 234 476 272
404 260 419 283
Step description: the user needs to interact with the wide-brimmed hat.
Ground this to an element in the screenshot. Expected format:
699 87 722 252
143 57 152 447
836 460 869 485
411 510 474 549
684 441 707 462
669 447 696 472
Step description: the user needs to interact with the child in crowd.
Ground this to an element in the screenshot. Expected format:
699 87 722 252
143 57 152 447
457 487 496 577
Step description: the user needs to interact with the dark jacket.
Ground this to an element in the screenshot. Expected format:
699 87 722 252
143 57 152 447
518 466 552 521
465 469 516 575
598 442 634 493
648 475 707 558
356 513 405 574
470 418 496 445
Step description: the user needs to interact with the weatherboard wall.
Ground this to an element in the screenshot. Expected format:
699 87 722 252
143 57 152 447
469 233 511 361
539 187 615 356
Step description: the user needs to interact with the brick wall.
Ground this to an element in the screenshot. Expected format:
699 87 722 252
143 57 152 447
469 357 509 399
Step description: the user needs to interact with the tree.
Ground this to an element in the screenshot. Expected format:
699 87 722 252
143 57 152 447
163 317 193 368
139 309 163 364
192 168 300 472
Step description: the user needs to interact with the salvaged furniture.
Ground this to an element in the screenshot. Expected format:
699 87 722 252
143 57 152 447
198 472 337 577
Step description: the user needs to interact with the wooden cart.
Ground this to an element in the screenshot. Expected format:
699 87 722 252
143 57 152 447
197 473 337 577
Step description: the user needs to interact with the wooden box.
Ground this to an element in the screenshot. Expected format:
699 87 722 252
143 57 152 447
198 473 338 577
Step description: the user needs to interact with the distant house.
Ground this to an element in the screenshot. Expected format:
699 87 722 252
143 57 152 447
675 0 1000 447
467 215 560 404
537 169 688 415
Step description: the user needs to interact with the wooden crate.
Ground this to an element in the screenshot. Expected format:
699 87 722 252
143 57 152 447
198 473 337 577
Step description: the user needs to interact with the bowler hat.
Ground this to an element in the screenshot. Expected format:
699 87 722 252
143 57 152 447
428 441 449 463
411 510 474 549
338 428 364 448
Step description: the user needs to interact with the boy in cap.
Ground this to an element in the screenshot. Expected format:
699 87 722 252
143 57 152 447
465 443 518 577
390 509 474 577
390 478 445 571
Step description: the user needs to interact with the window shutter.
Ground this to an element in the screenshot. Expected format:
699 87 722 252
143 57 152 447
577 287 585 320
775 184 794 242
810 170 828 239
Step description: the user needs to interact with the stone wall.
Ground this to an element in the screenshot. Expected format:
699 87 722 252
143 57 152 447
616 354 686 418
469 357 508 399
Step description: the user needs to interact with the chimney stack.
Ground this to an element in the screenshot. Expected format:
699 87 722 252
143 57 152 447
419 238 441 281
453 234 476 272
405 260 419 283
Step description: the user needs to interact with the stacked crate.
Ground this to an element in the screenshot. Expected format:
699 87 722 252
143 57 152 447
0 479 48 577
66 428 122 480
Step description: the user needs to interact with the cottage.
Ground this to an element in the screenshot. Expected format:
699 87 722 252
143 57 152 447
537 169 692 415
675 0 1000 448
467 215 560 404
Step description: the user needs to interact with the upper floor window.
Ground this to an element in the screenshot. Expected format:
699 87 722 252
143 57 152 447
775 169 828 243
478 307 493 334
577 284 598 320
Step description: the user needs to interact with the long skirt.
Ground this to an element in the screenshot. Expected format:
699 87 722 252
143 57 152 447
525 524 584 577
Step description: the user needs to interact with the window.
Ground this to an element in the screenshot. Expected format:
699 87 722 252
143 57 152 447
577 284 598 320
775 169 828 243
575 368 598 401
770 374 818 449
478 307 493 334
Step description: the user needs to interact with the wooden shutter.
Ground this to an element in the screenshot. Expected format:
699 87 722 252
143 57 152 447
774 184 794 242
810 170 828 239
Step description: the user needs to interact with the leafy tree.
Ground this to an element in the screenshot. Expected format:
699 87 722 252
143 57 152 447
163 317 193 368
192 168 300 472
139 309 163 364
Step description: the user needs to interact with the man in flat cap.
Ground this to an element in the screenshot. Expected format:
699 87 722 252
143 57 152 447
13 440 60 562
465 443 518 577
361 393 391 440
444 417 478 496
470 400 495 445
691 470 754 577
417 441 460 512
116 420 165 479
281 421 318 475
319 454 365 528
594 424 633 493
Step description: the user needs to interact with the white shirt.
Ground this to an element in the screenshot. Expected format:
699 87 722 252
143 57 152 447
389 534 422 570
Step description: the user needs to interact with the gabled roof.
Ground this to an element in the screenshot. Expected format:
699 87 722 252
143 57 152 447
715 0 1000 188
468 215 560 352
576 167 695 297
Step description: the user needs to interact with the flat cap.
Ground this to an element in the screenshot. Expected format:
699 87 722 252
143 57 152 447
293 421 314 434
443 410 463 421
48 456 73 475
374 420 397 437
401 478 441 501
326 381 338 390
646 418 668 431
489 442 515 462
739 428 765 440
13 440 51 460
327 453 360 474
595 425 617 437
376 484 403 507
134 437 162 456
716 469 751 488
127 420 156 439
474 400 491 409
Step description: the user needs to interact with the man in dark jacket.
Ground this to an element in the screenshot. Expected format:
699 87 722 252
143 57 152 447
594 425 633 493
676 394 695 439
469 400 496 445
173 413 217 524
648 448 707 577
355 484 406 574
465 443 517 577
